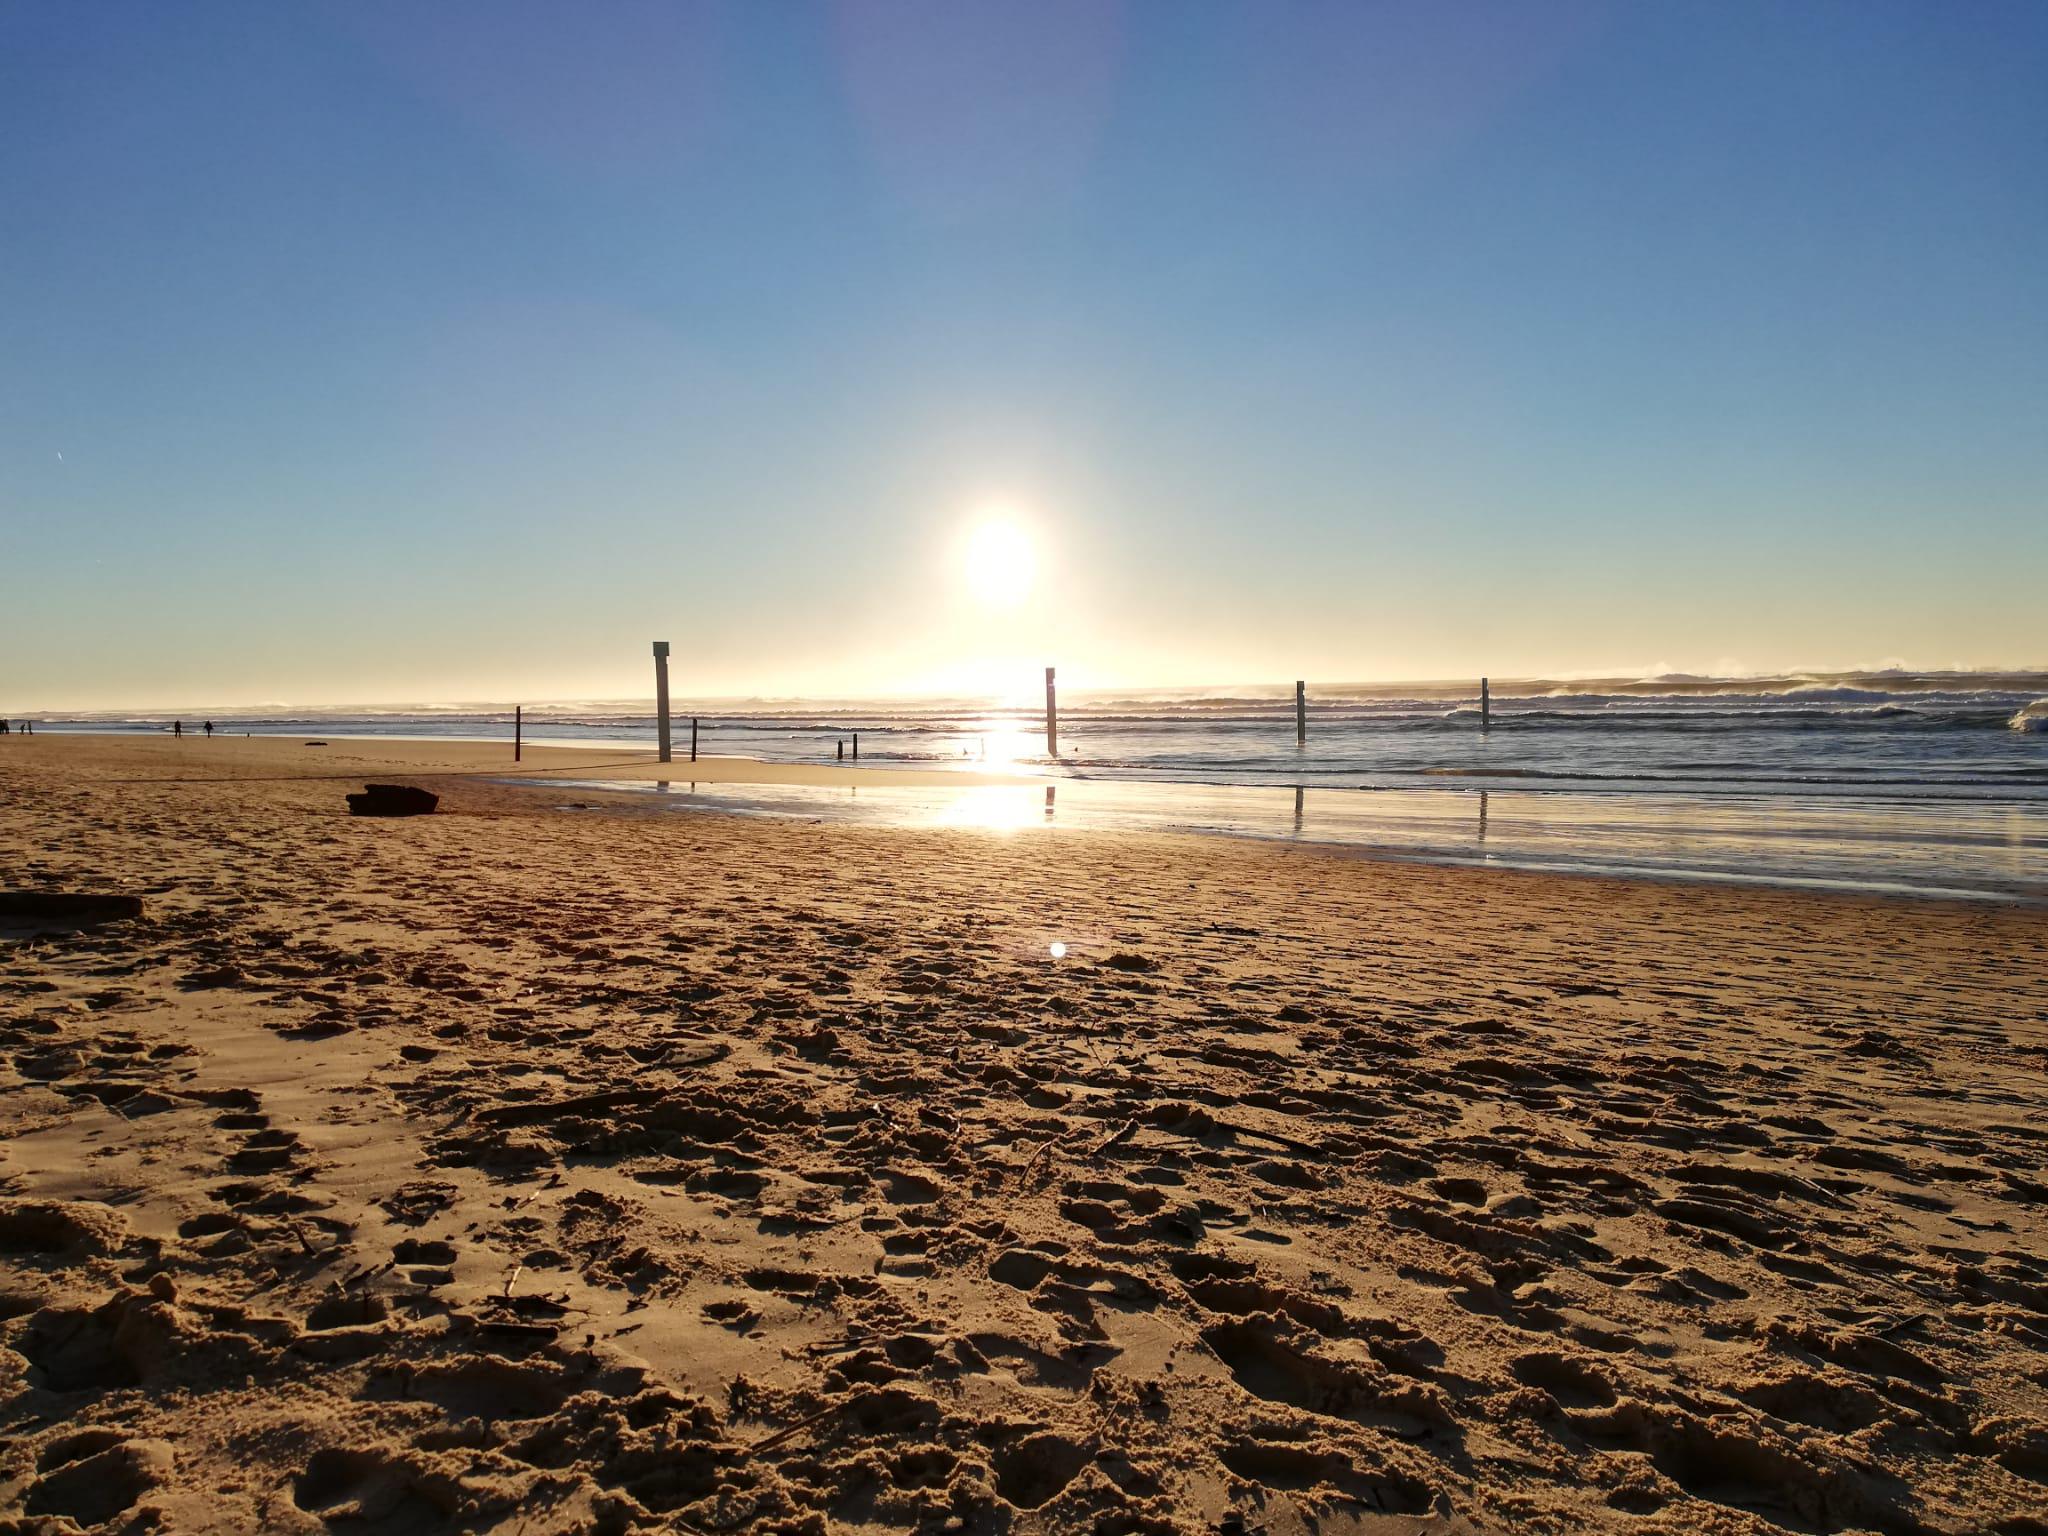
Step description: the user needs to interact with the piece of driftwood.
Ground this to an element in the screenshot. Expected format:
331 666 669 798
474 1087 667 1128
471 1045 728 1127
0 892 144 923
346 783 438 817
1146 1102 1322 1159
1090 1119 1139 1157
475 1317 558 1340
1018 1129 1080 1187
750 1390 874 1455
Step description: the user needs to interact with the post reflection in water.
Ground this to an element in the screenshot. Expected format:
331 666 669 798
1293 785 1304 835
1045 785 1056 820
1478 791 1489 843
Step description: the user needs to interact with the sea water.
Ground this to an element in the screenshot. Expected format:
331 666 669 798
39 670 2048 800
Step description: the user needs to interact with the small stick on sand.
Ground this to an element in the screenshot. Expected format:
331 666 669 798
475 1087 669 1127
1147 1103 1322 1160
1019 1130 1079 1187
749 1390 874 1455
473 1047 727 1127
1090 1119 1138 1157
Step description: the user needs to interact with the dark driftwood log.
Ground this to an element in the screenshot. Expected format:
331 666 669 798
0 892 144 924
345 784 439 817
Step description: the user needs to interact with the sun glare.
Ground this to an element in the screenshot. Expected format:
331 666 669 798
961 517 1036 609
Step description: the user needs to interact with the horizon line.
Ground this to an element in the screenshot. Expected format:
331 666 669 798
15 661 2048 718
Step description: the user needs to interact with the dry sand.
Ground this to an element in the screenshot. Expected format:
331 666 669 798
2 734 2045 1535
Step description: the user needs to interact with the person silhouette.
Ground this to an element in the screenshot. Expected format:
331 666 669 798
172 720 182 738
204 721 214 738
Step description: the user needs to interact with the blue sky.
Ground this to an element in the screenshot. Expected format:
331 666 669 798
4 1 2044 707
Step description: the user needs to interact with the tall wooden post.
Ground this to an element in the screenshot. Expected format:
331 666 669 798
514 705 522 762
1295 680 1306 746
1481 677 1491 732
852 732 860 762
691 717 699 763
1045 666 1058 758
653 641 672 762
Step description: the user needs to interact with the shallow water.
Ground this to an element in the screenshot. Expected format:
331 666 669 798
534 776 2048 904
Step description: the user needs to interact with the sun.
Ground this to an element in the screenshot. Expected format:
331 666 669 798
961 517 1037 609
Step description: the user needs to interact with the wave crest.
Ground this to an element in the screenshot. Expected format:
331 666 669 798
2012 700 2048 733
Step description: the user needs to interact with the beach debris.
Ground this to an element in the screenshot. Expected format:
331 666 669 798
1090 1119 1140 1157
748 1389 876 1455
0 891 144 926
1145 1101 1323 1159
475 1087 669 1128
470 1050 726 1128
345 783 438 817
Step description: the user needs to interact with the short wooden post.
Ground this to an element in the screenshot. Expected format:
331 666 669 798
1045 666 1058 758
853 732 860 761
653 641 672 762
691 717 698 763
514 705 522 762
837 740 843 762
1295 680 1306 746
1480 677 1491 731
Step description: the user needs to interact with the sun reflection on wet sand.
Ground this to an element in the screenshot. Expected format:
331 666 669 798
528 776 2048 902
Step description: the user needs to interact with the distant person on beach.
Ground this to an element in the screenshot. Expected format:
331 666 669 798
204 721 214 738
1 721 9 735
172 720 182 738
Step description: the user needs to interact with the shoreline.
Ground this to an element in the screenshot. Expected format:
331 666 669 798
11 732 2044 905
22 716 2048 802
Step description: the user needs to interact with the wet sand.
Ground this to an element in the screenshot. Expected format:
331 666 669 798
2 735 2045 1533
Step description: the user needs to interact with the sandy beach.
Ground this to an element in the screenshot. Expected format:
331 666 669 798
3 734 2045 1534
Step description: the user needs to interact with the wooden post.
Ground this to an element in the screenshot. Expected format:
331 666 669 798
1045 666 1058 758
691 717 698 763
514 705 522 762
1295 680 1306 746
853 731 859 761
1480 677 1491 732
653 641 672 762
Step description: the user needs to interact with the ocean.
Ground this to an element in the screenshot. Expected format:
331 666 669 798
35 669 2048 798
27 670 2048 900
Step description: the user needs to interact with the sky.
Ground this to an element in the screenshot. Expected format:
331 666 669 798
4 0 2045 710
